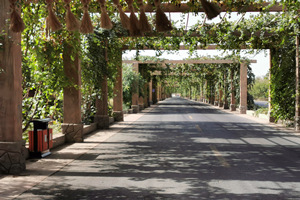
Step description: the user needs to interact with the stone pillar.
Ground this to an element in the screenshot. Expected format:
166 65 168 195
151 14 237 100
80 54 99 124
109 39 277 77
0 0 25 174
131 63 139 113
201 79 204 102
223 73 229 109
94 76 109 129
138 96 144 111
239 63 247 114
230 69 236 111
204 80 208 103
143 82 148 108
159 84 162 101
219 87 223 107
62 44 83 142
214 89 219 106
295 36 300 130
149 78 153 105
268 49 275 122
113 53 123 122
156 83 160 101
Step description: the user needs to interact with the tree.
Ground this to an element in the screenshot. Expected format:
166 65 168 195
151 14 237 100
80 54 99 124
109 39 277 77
249 75 269 100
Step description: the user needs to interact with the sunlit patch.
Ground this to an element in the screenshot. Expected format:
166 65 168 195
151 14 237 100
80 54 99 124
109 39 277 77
241 138 277 146
192 137 246 144
209 180 300 195
59 176 192 195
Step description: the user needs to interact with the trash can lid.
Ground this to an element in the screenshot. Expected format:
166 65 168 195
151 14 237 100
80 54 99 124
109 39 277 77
30 118 52 123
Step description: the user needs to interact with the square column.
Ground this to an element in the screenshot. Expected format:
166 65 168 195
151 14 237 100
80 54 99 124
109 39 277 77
113 53 123 122
230 70 236 111
0 0 25 174
149 78 153 105
240 63 247 114
223 73 229 109
131 63 139 113
295 36 300 130
268 49 275 122
219 88 223 107
143 82 148 108
139 96 144 111
62 45 83 142
95 76 109 129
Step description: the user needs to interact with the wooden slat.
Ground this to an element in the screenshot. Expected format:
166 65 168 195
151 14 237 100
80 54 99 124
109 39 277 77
124 3 286 13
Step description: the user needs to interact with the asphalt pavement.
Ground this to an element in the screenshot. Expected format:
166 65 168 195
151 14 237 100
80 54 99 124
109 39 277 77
2 97 300 199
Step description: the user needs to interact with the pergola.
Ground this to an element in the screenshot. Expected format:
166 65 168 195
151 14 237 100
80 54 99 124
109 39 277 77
123 59 257 114
0 0 298 175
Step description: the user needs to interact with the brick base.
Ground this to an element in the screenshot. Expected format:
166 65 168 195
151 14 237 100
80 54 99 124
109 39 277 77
113 111 124 122
230 104 236 111
62 123 84 143
0 142 26 174
94 115 109 129
132 105 139 113
138 104 144 111
239 106 247 114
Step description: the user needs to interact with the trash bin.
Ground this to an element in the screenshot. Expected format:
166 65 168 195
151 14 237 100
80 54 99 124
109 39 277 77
28 118 53 158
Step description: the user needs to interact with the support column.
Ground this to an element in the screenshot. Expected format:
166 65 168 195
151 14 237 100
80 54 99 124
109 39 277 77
219 86 223 107
268 49 275 122
149 78 153 105
214 89 219 106
62 44 83 142
94 76 109 129
201 79 204 102
157 83 160 101
223 72 229 109
113 53 123 122
131 63 139 113
143 81 148 108
0 0 25 174
230 69 236 111
204 80 208 103
138 96 144 111
159 84 162 100
295 36 300 130
239 63 247 114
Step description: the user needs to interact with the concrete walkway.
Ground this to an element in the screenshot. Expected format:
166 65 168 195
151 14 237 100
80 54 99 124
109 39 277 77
0 108 152 199
1 98 300 199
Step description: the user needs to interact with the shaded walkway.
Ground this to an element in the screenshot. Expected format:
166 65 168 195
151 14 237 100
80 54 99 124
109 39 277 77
2 98 300 199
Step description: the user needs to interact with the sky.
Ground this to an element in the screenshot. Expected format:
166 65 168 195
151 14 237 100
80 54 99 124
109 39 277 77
122 12 270 78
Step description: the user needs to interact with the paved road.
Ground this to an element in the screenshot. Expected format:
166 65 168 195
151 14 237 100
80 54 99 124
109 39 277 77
16 98 300 199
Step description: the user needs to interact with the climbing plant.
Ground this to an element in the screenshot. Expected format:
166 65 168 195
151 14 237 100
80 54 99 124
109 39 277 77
21 2 81 133
81 21 126 124
16 0 300 131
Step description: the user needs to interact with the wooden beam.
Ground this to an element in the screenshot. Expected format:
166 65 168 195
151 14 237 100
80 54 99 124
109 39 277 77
122 44 250 50
121 30 280 39
125 3 288 13
123 59 257 64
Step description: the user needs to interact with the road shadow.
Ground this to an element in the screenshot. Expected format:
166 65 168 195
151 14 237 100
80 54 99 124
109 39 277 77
16 120 300 199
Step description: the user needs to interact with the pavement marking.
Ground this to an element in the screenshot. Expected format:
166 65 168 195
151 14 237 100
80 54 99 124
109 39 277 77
188 115 193 119
195 125 202 132
209 145 230 168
